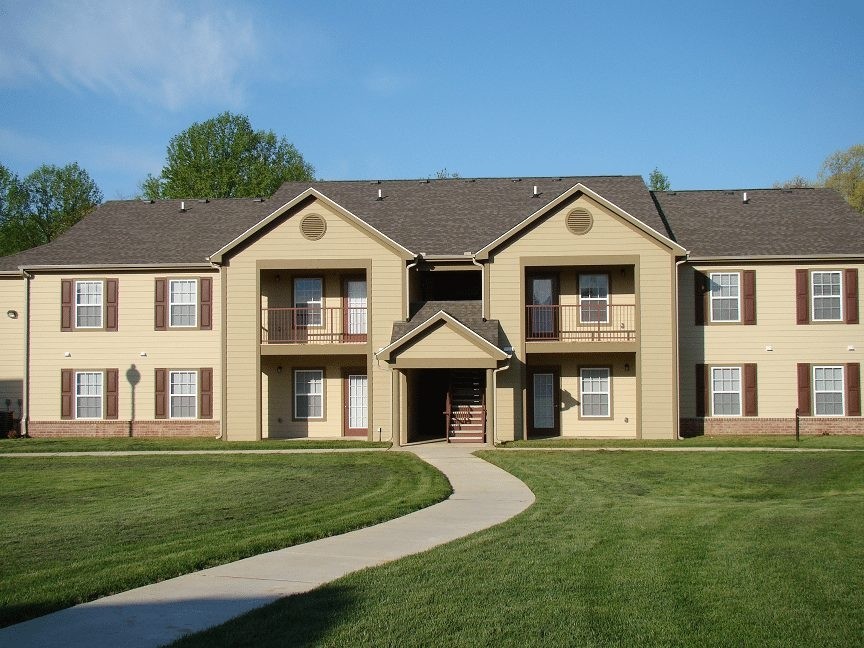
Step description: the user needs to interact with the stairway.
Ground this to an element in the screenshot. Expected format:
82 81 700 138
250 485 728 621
446 370 486 443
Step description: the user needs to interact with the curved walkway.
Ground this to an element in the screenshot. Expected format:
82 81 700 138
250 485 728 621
0 444 534 648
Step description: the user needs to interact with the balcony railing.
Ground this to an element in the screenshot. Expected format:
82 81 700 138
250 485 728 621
526 304 636 342
262 307 367 344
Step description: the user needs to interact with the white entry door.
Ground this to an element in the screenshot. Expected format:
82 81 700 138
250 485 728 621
345 372 368 435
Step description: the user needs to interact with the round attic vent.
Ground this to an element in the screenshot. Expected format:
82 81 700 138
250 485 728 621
300 213 327 240
565 208 593 235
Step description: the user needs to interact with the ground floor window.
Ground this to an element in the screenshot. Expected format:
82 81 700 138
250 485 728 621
170 371 197 418
295 369 324 419
712 366 741 416
580 368 610 417
75 371 103 419
813 366 844 416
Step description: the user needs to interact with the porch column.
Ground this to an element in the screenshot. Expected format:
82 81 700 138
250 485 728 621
485 368 494 445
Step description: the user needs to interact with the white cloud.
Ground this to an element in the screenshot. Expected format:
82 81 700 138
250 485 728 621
0 0 260 110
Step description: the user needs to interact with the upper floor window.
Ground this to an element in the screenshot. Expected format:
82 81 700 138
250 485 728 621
75 281 103 328
170 279 197 327
294 278 323 327
813 366 844 416
580 274 608 323
75 371 103 419
710 273 740 322
811 271 842 321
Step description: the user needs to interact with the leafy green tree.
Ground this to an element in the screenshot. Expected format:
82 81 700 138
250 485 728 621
647 167 671 191
0 163 102 256
818 144 864 214
141 112 315 200
773 175 813 189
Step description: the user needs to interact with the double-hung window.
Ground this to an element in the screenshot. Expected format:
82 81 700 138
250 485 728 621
811 272 842 321
711 367 741 416
580 274 609 323
580 368 610 417
295 369 324 419
813 366 844 416
169 280 197 327
294 278 323 327
76 281 103 328
169 371 197 418
75 371 103 419
710 273 740 322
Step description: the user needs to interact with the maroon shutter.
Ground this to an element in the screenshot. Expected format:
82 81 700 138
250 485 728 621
847 363 861 417
155 368 167 418
199 368 213 419
106 279 119 331
694 272 708 325
695 364 708 416
106 368 119 419
199 277 212 330
797 363 811 416
61 368 74 419
61 279 74 331
795 269 809 325
155 278 167 330
743 363 758 416
844 268 858 325
742 270 756 325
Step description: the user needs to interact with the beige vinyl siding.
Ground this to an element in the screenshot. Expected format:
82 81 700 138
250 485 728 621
679 263 864 418
225 199 404 441
488 194 678 441
0 277 25 418
396 323 493 361
27 271 221 421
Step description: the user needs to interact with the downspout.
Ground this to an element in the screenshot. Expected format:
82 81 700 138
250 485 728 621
491 358 511 446
209 260 225 440
674 254 690 440
471 256 485 318
404 255 421 319
21 270 31 437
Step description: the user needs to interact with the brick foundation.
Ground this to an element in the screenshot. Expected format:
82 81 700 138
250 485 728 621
27 420 220 438
680 417 864 436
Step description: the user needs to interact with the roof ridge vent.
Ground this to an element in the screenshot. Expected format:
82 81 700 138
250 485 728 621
511 178 522 182
141 199 154 204
197 198 209 204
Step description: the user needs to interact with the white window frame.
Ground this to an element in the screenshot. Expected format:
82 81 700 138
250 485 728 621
75 280 103 329
709 272 741 323
169 370 198 419
711 366 742 417
294 277 323 327
811 271 843 322
169 279 198 328
75 371 103 420
579 274 609 324
580 367 611 418
813 365 845 417
294 369 324 420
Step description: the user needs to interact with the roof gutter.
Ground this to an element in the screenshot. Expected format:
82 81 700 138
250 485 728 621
686 254 864 263
18 263 216 272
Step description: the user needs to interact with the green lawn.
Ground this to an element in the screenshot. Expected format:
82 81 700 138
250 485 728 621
0 452 450 627
175 451 864 647
0 437 390 453
501 434 864 449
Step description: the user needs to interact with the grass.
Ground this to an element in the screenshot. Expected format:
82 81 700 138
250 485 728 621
0 437 390 453
174 451 864 647
0 452 450 627
500 434 864 449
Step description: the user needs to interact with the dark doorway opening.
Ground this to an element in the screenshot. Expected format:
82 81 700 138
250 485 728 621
418 270 481 301
408 369 450 443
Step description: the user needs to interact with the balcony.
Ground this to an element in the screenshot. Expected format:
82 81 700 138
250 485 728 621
262 306 367 346
525 304 636 344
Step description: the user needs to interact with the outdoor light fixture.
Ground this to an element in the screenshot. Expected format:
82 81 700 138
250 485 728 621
64 352 71 357
276 366 283 374
6 309 17 319
140 352 147 357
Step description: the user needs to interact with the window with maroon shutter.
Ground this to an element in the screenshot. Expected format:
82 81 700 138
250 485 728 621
847 363 861 417
106 368 119 419
797 363 811 415
845 269 859 325
199 368 213 418
106 279 119 331
795 269 809 324
155 368 167 418
743 364 758 416
199 277 213 330
694 273 708 325
695 364 708 416
61 280 74 331
154 278 167 330
742 271 756 325
61 368 74 419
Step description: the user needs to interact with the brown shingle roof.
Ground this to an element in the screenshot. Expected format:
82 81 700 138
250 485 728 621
654 188 864 257
390 300 501 347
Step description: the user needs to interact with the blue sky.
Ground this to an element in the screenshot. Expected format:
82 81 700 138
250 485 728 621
1 0 862 200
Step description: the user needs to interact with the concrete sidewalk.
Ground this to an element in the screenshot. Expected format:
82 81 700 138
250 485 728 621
0 444 534 648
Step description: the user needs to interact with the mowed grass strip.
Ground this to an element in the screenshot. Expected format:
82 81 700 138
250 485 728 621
502 434 864 449
175 452 864 647
0 438 390 453
0 453 450 627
